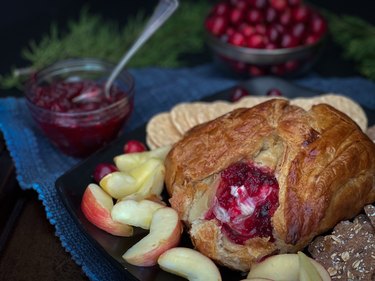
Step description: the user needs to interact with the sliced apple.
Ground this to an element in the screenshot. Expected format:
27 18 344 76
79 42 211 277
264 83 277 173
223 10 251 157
99 171 137 199
122 207 182 266
121 158 165 200
247 254 331 281
81 183 133 237
111 199 165 229
157 247 222 281
114 145 171 172
298 251 326 281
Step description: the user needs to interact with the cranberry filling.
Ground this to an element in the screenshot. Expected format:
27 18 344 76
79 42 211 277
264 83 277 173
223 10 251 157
205 162 279 245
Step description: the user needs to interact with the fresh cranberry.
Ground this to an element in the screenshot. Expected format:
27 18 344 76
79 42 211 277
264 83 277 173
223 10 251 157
265 42 278 49
247 9 264 24
123 140 147 154
255 23 267 35
230 86 251 102
233 0 248 10
291 22 306 41
270 64 287 76
212 2 230 16
248 65 267 76
284 60 300 72
205 16 228 36
265 7 278 23
266 26 281 43
270 0 288 12
279 9 292 26
292 6 311 23
229 32 246 46
266 88 283 96
304 34 320 45
255 0 268 9
310 14 327 36
280 33 299 48
205 162 279 244
93 163 118 183
229 8 244 25
225 27 236 38
239 23 255 37
231 61 248 73
247 33 266 48
288 0 301 6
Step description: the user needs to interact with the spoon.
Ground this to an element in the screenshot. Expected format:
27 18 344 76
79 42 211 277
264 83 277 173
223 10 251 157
73 0 179 103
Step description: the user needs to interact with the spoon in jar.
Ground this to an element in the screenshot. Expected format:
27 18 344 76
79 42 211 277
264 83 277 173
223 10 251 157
73 0 179 103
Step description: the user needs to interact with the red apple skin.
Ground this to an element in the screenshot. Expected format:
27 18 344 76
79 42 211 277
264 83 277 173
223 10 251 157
81 184 133 237
123 208 183 266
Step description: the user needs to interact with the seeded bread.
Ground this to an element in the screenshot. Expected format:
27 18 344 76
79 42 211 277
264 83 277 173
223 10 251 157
308 209 375 280
164 99 375 271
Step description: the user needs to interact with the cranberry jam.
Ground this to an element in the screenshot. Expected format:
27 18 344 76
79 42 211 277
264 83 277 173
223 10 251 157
25 59 134 157
205 162 279 244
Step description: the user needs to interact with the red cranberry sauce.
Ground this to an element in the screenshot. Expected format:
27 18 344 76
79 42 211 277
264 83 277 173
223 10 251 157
30 80 123 113
205 162 279 245
29 80 133 157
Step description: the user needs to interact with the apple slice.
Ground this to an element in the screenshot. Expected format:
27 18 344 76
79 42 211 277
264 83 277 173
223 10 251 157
99 171 137 199
122 207 182 266
247 254 331 281
157 247 222 281
120 158 165 200
114 145 171 172
111 199 165 229
81 183 133 237
298 251 325 281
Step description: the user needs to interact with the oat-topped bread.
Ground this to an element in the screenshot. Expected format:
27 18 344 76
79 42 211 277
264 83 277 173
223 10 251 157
164 99 375 272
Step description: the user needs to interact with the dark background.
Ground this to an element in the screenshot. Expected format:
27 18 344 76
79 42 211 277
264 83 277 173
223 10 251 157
0 0 374 78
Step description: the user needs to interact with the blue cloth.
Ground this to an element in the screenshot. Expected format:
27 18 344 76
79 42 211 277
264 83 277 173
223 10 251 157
0 64 374 281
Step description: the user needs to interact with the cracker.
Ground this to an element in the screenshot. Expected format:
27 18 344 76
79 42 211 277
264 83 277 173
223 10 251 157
170 102 206 134
291 94 368 131
146 112 182 149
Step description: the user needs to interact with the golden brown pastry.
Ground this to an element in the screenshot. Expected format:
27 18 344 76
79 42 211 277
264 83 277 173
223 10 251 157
164 99 375 272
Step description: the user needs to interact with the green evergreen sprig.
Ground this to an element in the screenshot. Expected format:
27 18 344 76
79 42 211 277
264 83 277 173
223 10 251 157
0 1 211 89
326 14 375 80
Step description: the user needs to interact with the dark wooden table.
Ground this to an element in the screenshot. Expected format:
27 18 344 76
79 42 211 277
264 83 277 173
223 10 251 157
0 1 374 280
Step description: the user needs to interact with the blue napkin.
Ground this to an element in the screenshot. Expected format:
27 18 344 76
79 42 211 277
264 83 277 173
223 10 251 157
0 63 374 281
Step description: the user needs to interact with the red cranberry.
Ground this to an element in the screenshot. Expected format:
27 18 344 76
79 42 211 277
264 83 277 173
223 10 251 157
291 22 306 41
292 6 311 23
270 64 287 76
266 88 283 96
279 9 293 26
123 140 147 154
231 60 248 73
247 9 264 24
304 34 320 45
205 16 228 36
255 23 267 35
248 65 267 76
265 7 278 23
310 14 327 36
239 23 255 37
265 42 278 49
266 26 281 43
270 0 288 12
288 0 301 6
230 86 251 102
229 8 244 25
280 33 299 48
225 27 236 38
247 33 266 48
233 0 248 10
257 0 268 9
212 2 230 16
228 32 246 46
284 60 300 72
93 163 118 183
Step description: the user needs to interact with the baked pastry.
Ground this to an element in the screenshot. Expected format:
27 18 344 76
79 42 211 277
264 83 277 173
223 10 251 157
164 99 375 272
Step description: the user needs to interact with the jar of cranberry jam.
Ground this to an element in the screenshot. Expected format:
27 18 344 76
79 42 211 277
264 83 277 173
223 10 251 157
25 58 135 157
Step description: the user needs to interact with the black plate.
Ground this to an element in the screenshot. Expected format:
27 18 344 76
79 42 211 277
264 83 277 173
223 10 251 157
56 77 375 281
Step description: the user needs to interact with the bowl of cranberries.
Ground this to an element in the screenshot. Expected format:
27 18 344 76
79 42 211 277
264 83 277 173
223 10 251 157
25 58 135 158
204 0 328 77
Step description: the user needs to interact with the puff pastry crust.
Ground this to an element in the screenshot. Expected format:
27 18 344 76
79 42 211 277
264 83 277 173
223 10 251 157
164 99 375 271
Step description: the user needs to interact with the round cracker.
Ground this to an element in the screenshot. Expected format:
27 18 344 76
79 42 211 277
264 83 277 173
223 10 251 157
291 94 368 131
146 112 182 149
170 102 209 134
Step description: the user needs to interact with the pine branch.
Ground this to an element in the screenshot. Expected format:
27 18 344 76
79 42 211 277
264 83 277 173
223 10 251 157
326 13 375 80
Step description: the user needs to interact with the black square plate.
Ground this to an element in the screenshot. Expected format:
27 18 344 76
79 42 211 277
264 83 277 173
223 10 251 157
56 77 375 281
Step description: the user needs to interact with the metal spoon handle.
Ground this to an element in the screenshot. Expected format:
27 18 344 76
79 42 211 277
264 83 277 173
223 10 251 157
104 0 179 97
